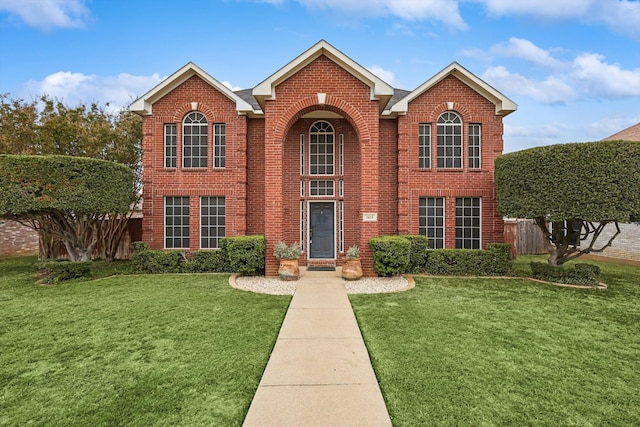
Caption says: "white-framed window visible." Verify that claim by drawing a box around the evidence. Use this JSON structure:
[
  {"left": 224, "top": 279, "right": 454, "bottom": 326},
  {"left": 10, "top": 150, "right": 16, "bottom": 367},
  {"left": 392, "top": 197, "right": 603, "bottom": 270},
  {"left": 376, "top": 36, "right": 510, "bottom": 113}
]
[
  {"left": 419, "top": 197, "right": 445, "bottom": 249},
  {"left": 456, "top": 197, "right": 481, "bottom": 249},
  {"left": 213, "top": 123, "right": 226, "bottom": 168},
  {"left": 419, "top": 123, "right": 431, "bottom": 169},
  {"left": 300, "top": 134, "right": 305, "bottom": 175},
  {"left": 310, "top": 180, "right": 335, "bottom": 197},
  {"left": 468, "top": 124, "right": 481, "bottom": 169},
  {"left": 309, "top": 121, "right": 334, "bottom": 175},
  {"left": 200, "top": 196, "right": 225, "bottom": 249},
  {"left": 165, "top": 196, "right": 190, "bottom": 249},
  {"left": 437, "top": 112, "right": 462, "bottom": 168},
  {"left": 339, "top": 133, "right": 344, "bottom": 176},
  {"left": 183, "top": 112, "right": 208, "bottom": 168},
  {"left": 339, "top": 201, "right": 344, "bottom": 253},
  {"left": 164, "top": 124, "right": 177, "bottom": 168}
]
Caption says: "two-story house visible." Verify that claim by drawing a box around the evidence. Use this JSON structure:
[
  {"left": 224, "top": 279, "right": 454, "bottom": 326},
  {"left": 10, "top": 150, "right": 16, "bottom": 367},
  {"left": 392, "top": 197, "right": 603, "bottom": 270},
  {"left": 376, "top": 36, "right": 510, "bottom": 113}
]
[{"left": 130, "top": 40, "right": 517, "bottom": 275}]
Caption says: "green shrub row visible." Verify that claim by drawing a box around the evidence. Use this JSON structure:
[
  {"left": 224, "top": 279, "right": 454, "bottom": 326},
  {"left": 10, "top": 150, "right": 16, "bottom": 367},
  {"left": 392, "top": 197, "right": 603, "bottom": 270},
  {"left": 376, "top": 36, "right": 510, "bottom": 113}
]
[
  {"left": 35, "top": 260, "right": 92, "bottom": 284},
  {"left": 369, "top": 235, "right": 513, "bottom": 276},
  {"left": 130, "top": 236, "right": 266, "bottom": 275},
  {"left": 530, "top": 262, "right": 600, "bottom": 286}
]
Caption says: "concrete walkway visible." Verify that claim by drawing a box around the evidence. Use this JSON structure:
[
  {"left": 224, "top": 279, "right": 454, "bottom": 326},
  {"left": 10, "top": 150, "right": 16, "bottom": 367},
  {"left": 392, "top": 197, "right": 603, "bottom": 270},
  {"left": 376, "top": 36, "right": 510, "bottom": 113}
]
[{"left": 243, "top": 268, "right": 392, "bottom": 426}]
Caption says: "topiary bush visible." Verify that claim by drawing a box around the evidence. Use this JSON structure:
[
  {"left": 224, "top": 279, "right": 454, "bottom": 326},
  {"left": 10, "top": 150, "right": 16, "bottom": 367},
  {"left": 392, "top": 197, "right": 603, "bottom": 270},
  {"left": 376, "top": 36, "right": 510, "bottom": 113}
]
[
  {"left": 182, "top": 250, "right": 228, "bottom": 273},
  {"left": 530, "top": 262, "right": 600, "bottom": 286},
  {"left": 35, "top": 260, "right": 92, "bottom": 284},
  {"left": 130, "top": 243, "right": 183, "bottom": 274},
  {"left": 226, "top": 235, "right": 266, "bottom": 276},
  {"left": 369, "top": 236, "right": 411, "bottom": 276}
]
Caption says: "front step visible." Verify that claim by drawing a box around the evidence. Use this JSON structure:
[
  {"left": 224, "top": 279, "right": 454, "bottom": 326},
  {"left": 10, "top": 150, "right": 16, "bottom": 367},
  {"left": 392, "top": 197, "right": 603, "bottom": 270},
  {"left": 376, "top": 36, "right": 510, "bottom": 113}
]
[{"left": 306, "top": 259, "right": 336, "bottom": 271}]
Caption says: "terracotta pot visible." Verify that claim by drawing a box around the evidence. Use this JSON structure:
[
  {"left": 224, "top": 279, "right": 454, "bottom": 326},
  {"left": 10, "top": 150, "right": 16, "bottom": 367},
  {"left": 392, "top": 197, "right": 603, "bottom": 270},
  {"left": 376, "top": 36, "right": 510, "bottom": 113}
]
[
  {"left": 342, "top": 258, "right": 363, "bottom": 280},
  {"left": 278, "top": 258, "right": 299, "bottom": 281}
]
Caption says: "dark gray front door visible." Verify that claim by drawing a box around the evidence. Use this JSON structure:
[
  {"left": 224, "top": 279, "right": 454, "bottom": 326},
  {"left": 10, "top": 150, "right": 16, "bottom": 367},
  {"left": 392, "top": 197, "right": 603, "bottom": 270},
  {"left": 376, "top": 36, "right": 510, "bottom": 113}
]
[{"left": 309, "top": 202, "right": 334, "bottom": 258}]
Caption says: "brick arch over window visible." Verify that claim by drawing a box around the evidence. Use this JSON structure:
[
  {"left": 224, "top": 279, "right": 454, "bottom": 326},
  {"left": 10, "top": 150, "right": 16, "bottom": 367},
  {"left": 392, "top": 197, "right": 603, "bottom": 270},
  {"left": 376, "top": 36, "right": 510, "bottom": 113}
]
[
  {"left": 172, "top": 102, "right": 217, "bottom": 122},
  {"left": 273, "top": 95, "right": 371, "bottom": 145},
  {"left": 428, "top": 102, "right": 473, "bottom": 123}
]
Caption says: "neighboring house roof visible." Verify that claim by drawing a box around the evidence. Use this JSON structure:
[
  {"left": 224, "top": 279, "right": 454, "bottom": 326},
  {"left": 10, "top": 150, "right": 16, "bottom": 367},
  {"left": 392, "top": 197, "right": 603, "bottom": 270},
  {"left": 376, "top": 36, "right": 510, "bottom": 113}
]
[
  {"left": 389, "top": 62, "right": 517, "bottom": 117},
  {"left": 129, "top": 40, "right": 517, "bottom": 119},
  {"left": 603, "top": 122, "right": 640, "bottom": 141},
  {"left": 129, "top": 62, "right": 258, "bottom": 116},
  {"left": 252, "top": 39, "right": 395, "bottom": 114}
]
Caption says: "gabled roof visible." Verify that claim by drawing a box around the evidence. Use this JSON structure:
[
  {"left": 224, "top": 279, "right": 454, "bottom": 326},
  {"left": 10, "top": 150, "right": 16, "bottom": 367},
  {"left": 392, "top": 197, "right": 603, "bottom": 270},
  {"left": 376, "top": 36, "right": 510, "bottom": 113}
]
[
  {"left": 252, "top": 40, "right": 395, "bottom": 113},
  {"left": 389, "top": 62, "right": 517, "bottom": 116},
  {"left": 603, "top": 122, "right": 640, "bottom": 141},
  {"left": 129, "top": 62, "right": 258, "bottom": 116}
]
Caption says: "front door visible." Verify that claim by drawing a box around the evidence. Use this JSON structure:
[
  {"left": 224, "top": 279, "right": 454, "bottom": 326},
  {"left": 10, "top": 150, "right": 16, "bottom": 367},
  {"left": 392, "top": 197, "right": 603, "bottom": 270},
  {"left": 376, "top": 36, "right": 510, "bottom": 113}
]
[{"left": 309, "top": 202, "right": 334, "bottom": 258}]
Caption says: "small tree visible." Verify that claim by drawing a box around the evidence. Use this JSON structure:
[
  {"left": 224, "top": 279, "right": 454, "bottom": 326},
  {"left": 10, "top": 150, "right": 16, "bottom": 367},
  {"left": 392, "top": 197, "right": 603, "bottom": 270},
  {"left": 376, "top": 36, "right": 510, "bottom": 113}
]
[
  {"left": 495, "top": 140, "right": 640, "bottom": 265},
  {"left": 0, "top": 155, "right": 135, "bottom": 261}
]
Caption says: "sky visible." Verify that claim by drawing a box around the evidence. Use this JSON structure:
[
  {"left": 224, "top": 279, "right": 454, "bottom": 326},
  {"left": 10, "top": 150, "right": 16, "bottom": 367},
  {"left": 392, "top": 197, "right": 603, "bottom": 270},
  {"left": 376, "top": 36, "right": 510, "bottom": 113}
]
[{"left": 0, "top": 0, "right": 639, "bottom": 152}]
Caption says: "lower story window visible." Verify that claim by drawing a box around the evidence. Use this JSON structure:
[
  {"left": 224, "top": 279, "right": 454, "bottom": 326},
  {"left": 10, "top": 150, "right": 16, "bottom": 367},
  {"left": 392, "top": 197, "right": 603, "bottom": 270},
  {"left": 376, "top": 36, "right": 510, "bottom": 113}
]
[
  {"left": 456, "top": 197, "right": 481, "bottom": 249},
  {"left": 200, "top": 196, "right": 225, "bottom": 249},
  {"left": 165, "top": 196, "right": 190, "bottom": 249},
  {"left": 419, "top": 197, "right": 445, "bottom": 249}
]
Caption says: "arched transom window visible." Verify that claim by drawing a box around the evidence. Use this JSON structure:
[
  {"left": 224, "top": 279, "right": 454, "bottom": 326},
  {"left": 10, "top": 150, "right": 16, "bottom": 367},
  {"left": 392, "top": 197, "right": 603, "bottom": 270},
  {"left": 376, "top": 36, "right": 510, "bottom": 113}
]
[
  {"left": 309, "top": 121, "right": 334, "bottom": 175},
  {"left": 437, "top": 112, "right": 462, "bottom": 168},
  {"left": 183, "top": 112, "right": 208, "bottom": 168}
]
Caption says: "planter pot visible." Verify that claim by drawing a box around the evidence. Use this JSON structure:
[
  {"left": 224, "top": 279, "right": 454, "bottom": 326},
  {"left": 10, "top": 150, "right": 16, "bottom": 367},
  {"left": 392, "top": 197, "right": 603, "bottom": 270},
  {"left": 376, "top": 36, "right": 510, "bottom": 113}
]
[
  {"left": 278, "top": 258, "right": 299, "bottom": 281},
  {"left": 342, "top": 258, "right": 363, "bottom": 280}
]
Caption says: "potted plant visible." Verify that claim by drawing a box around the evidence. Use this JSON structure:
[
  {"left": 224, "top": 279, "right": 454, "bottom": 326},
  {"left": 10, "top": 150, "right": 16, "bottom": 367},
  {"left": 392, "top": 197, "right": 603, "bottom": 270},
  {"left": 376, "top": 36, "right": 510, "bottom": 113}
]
[
  {"left": 342, "top": 245, "right": 363, "bottom": 280},
  {"left": 274, "top": 241, "right": 302, "bottom": 281}
]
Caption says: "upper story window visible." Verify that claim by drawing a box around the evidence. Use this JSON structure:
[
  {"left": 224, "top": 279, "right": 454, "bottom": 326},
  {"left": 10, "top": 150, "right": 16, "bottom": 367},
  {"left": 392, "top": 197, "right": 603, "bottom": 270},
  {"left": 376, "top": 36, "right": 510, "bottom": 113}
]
[
  {"left": 437, "top": 112, "right": 462, "bottom": 168},
  {"left": 213, "top": 123, "right": 226, "bottom": 168},
  {"left": 309, "top": 121, "right": 334, "bottom": 175},
  {"left": 418, "top": 123, "right": 431, "bottom": 169},
  {"left": 183, "top": 112, "right": 208, "bottom": 168},
  {"left": 468, "top": 124, "right": 481, "bottom": 169},
  {"left": 164, "top": 124, "right": 177, "bottom": 168}
]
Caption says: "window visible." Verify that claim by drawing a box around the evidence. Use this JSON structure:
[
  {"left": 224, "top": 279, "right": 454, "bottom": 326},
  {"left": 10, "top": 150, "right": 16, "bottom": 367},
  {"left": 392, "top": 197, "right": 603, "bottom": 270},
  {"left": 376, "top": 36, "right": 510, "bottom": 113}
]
[
  {"left": 468, "top": 124, "right": 481, "bottom": 169},
  {"left": 200, "top": 197, "right": 225, "bottom": 249},
  {"left": 419, "top": 197, "right": 445, "bottom": 249},
  {"left": 165, "top": 196, "right": 190, "bottom": 249},
  {"left": 419, "top": 123, "right": 431, "bottom": 168},
  {"left": 310, "top": 180, "right": 335, "bottom": 197},
  {"left": 183, "top": 112, "right": 208, "bottom": 168},
  {"left": 456, "top": 197, "right": 481, "bottom": 249},
  {"left": 214, "top": 123, "right": 225, "bottom": 168},
  {"left": 164, "top": 124, "right": 177, "bottom": 168},
  {"left": 309, "top": 121, "right": 334, "bottom": 175},
  {"left": 437, "top": 112, "right": 462, "bottom": 168}
]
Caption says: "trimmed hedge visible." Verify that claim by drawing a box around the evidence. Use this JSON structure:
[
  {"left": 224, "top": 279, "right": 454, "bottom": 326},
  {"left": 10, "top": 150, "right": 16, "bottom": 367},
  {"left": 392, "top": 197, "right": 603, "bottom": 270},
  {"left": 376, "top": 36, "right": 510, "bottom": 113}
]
[
  {"left": 369, "top": 236, "right": 411, "bottom": 276},
  {"left": 530, "top": 262, "right": 600, "bottom": 286},
  {"left": 130, "top": 236, "right": 265, "bottom": 275},
  {"left": 402, "top": 234, "right": 430, "bottom": 274},
  {"left": 36, "top": 260, "right": 92, "bottom": 284}
]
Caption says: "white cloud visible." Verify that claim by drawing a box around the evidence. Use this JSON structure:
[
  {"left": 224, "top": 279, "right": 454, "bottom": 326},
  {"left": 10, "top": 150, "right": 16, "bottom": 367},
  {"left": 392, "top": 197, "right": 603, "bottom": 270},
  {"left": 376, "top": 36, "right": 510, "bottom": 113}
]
[
  {"left": 585, "top": 115, "right": 640, "bottom": 139},
  {"left": 0, "top": 0, "right": 89, "bottom": 30},
  {"left": 222, "top": 81, "right": 243, "bottom": 91},
  {"left": 490, "top": 38, "right": 565, "bottom": 69},
  {"left": 23, "top": 71, "right": 164, "bottom": 112},
  {"left": 477, "top": 0, "right": 594, "bottom": 19},
  {"left": 367, "top": 65, "right": 398, "bottom": 86},
  {"left": 571, "top": 53, "right": 640, "bottom": 97},
  {"left": 483, "top": 66, "right": 576, "bottom": 104}
]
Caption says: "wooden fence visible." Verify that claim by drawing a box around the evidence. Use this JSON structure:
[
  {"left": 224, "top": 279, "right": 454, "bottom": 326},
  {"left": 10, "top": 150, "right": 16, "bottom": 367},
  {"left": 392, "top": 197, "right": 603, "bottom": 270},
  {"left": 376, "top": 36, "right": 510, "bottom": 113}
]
[{"left": 504, "top": 219, "right": 547, "bottom": 255}]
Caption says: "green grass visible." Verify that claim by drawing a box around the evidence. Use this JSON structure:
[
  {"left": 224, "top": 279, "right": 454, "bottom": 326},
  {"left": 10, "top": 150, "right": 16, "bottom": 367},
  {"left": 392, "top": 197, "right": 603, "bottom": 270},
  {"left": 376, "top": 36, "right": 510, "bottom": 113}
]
[
  {"left": 0, "top": 256, "right": 291, "bottom": 427},
  {"left": 351, "top": 255, "right": 640, "bottom": 426}
]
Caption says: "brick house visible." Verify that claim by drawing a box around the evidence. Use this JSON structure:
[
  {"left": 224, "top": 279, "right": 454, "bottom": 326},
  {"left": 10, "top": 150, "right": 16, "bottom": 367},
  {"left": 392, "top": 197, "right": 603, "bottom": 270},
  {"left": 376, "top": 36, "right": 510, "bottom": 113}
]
[{"left": 130, "top": 40, "right": 517, "bottom": 275}]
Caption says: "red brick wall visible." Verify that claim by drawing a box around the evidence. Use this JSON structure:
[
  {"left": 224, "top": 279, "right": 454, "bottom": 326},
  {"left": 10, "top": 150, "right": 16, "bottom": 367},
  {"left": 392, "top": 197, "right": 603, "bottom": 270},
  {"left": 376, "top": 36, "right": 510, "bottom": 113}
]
[
  {"left": 397, "top": 75, "right": 505, "bottom": 247},
  {"left": 141, "top": 75, "right": 247, "bottom": 250},
  {"left": 246, "top": 118, "right": 265, "bottom": 235}
]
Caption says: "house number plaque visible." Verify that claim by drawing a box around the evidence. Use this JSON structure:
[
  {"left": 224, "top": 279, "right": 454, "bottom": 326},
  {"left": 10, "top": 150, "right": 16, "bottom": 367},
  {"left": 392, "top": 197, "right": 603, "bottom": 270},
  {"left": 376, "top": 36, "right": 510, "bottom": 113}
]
[{"left": 362, "top": 213, "right": 378, "bottom": 222}]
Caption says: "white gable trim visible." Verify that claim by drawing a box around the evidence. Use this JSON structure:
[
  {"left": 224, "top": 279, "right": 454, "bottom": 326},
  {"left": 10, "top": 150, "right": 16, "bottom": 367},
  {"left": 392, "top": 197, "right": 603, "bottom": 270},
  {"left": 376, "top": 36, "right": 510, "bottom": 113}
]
[
  {"left": 129, "top": 62, "right": 257, "bottom": 116},
  {"left": 252, "top": 40, "right": 394, "bottom": 112},
  {"left": 390, "top": 62, "right": 517, "bottom": 116}
]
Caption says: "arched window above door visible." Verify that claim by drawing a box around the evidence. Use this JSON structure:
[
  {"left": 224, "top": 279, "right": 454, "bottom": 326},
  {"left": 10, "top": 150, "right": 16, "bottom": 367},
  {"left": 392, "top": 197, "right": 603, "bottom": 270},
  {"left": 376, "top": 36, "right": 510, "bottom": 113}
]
[{"left": 309, "top": 121, "right": 334, "bottom": 175}]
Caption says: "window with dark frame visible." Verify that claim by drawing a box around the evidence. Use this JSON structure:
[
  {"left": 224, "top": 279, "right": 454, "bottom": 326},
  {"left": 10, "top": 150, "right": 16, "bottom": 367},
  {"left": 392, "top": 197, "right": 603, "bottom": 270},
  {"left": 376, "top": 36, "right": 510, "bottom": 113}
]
[
  {"left": 214, "top": 123, "right": 226, "bottom": 168},
  {"left": 200, "top": 196, "right": 225, "bottom": 249},
  {"left": 164, "top": 124, "right": 177, "bottom": 168},
  {"left": 165, "top": 196, "right": 190, "bottom": 249},
  {"left": 456, "top": 197, "right": 481, "bottom": 249},
  {"left": 468, "top": 124, "right": 481, "bottom": 169},
  {"left": 419, "top": 123, "right": 431, "bottom": 168},
  {"left": 419, "top": 197, "right": 445, "bottom": 249}
]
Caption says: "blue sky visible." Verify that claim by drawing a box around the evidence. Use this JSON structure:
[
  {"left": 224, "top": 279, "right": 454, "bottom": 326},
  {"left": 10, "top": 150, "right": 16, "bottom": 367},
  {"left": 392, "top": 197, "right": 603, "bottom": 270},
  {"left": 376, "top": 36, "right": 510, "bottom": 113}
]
[{"left": 1, "top": 0, "right": 639, "bottom": 152}]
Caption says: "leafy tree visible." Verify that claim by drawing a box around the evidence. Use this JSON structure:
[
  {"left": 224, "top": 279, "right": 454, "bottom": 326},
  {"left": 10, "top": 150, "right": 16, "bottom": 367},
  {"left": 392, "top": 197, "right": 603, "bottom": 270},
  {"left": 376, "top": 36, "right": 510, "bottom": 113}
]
[
  {"left": 0, "top": 94, "right": 142, "bottom": 260},
  {"left": 495, "top": 140, "right": 640, "bottom": 265},
  {"left": 0, "top": 155, "right": 135, "bottom": 261}
]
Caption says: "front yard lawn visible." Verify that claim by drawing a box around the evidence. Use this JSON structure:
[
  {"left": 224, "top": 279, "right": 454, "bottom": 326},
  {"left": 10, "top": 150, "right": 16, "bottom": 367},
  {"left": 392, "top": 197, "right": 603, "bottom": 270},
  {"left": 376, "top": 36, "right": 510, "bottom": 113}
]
[
  {"left": 0, "top": 256, "right": 291, "bottom": 427},
  {"left": 351, "top": 256, "right": 640, "bottom": 426}
]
